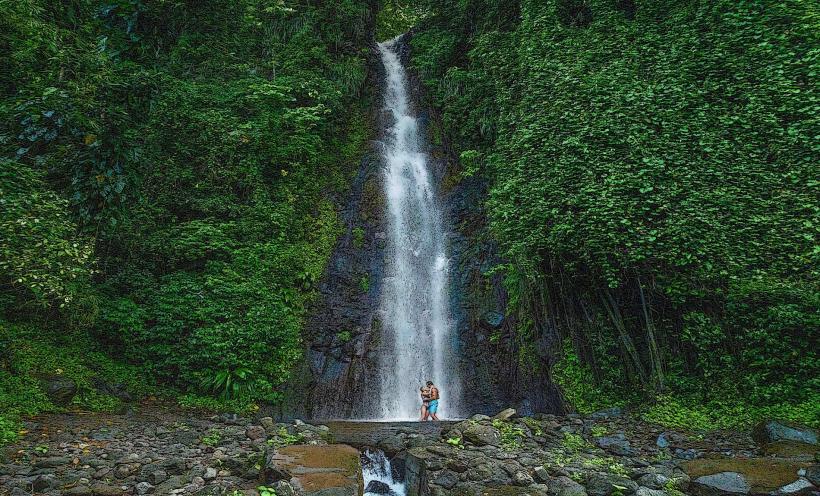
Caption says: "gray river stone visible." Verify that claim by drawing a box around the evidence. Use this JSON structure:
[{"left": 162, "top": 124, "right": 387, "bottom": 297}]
[
  {"left": 754, "top": 421, "right": 818, "bottom": 445},
  {"left": 462, "top": 423, "right": 501, "bottom": 447},
  {"left": 692, "top": 472, "right": 751, "bottom": 495}
]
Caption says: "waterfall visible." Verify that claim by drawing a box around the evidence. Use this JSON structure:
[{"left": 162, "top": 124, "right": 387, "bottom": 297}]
[
  {"left": 362, "top": 449, "right": 405, "bottom": 496},
  {"left": 375, "top": 36, "right": 461, "bottom": 420}
]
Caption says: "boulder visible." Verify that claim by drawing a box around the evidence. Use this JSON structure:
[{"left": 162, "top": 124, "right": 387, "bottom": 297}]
[
  {"left": 446, "top": 459, "right": 468, "bottom": 473},
  {"left": 692, "top": 472, "right": 750, "bottom": 495},
  {"left": 32, "top": 474, "right": 58, "bottom": 492},
  {"left": 595, "top": 433, "right": 636, "bottom": 456},
  {"left": 89, "top": 483, "right": 124, "bottom": 495},
  {"left": 462, "top": 423, "right": 501, "bottom": 447},
  {"left": 34, "top": 456, "right": 71, "bottom": 468},
  {"left": 260, "top": 448, "right": 293, "bottom": 484},
  {"left": 552, "top": 476, "right": 588, "bottom": 496},
  {"left": 533, "top": 466, "right": 550, "bottom": 483},
  {"left": 432, "top": 470, "right": 459, "bottom": 489},
  {"left": 589, "top": 408, "right": 623, "bottom": 420},
  {"left": 512, "top": 470, "right": 534, "bottom": 486},
  {"left": 467, "top": 463, "right": 496, "bottom": 482},
  {"left": 41, "top": 375, "right": 77, "bottom": 405},
  {"left": 586, "top": 472, "right": 638, "bottom": 496},
  {"left": 63, "top": 486, "right": 93, "bottom": 496},
  {"left": 160, "top": 457, "right": 187, "bottom": 474},
  {"left": 272, "top": 480, "right": 297, "bottom": 496},
  {"left": 365, "top": 480, "right": 394, "bottom": 494},
  {"left": 135, "top": 482, "right": 154, "bottom": 495},
  {"left": 774, "top": 478, "right": 815, "bottom": 494},
  {"left": 406, "top": 434, "right": 433, "bottom": 449},
  {"left": 259, "top": 417, "right": 277, "bottom": 433},
  {"left": 246, "top": 425, "right": 266, "bottom": 440},
  {"left": 637, "top": 473, "right": 670, "bottom": 489},
  {"left": 635, "top": 489, "right": 667, "bottom": 496},
  {"left": 482, "top": 311, "right": 505, "bottom": 328},
  {"left": 148, "top": 469, "right": 168, "bottom": 485},
  {"left": 805, "top": 465, "right": 820, "bottom": 486},
  {"left": 405, "top": 447, "right": 434, "bottom": 496},
  {"left": 753, "top": 421, "right": 818, "bottom": 446},
  {"left": 493, "top": 408, "right": 517, "bottom": 421},
  {"left": 377, "top": 435, "right": 406, "bottom": 456},
  {"left": 656, "top": 432, "right": 686, "bottom": 449}
]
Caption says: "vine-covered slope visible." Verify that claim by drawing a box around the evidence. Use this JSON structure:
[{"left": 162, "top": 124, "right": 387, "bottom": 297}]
[
  {"left": 409, "top": 0, "right": 818, "bottom": 426},
  {"left": 1, "top": 0, "right": 376, "bottom": 434}
]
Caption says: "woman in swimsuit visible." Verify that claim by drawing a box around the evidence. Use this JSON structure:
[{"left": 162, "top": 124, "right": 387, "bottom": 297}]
[{"left": 419, "top": 386, "right": 431, "bottom": 421}]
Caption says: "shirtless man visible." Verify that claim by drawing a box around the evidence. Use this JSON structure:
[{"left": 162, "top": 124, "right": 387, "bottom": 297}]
[{"left": 424, "top": 381, "right": 440, "bottom": 421}]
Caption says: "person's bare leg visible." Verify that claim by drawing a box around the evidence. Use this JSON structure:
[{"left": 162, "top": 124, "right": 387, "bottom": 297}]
[
  {"left": 431, "top": 412, "right": 439, "bottom": 421},
  {"left": 419, "top": 406, "right": 426, "bottom": 421}
]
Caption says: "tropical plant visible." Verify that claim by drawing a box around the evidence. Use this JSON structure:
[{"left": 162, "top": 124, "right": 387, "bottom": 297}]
[{"left": 200, "top": 368, "right": 258, "bottom": 401}]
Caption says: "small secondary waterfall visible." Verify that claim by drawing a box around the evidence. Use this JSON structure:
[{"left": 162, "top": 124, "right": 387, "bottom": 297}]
[
  {"left": 362, "top": 449, "right": 405, "bottom": 496},
  {"left": 376, "top": 37, "right": 461, "bottom": 420}
]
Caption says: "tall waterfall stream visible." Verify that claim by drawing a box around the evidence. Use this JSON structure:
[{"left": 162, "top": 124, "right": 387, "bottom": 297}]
[{"left": 375, "top": 37, "right": 462, "bottom": 421}]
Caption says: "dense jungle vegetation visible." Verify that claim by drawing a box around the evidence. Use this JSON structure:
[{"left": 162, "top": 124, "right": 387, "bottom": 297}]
[
  {"left": 0, "top": 0, "right": 817, "bottom": 444},
  {"left": 1, "top": 0, "right": 375, "bottom": 443},
  {"left": 408, "top": 0, "right": 818, "bottom": 427}
]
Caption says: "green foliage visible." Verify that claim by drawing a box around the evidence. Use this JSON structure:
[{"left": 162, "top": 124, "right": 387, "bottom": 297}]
[
  {"left": 200, "top": 368, "right": 258, "bottom": 402},
  {"left": 72, "top": 389, "right": 122, "bottom": 413},
  {"left": 561, "top": 432, "right": 592, "bottom": 453},
  {"left": 413, "top": 0, "right": 819, "bottom": 421},
  {"left": 552, "top": 341, "right": 630, "bottom": 414},
  {"left": 351, "top": 226, "right": 365, "bottom": 249},
  {"left": 522, "top": 417, "right": 543, "bottom": 436},
  {"left": 492, "top": 419, "right": 526, "bottom": 451},
  {"left": 376, "top": 1, "right": 430, "bottom": 41},
  {"left": 446, "top": 436, "right": 464, "bottom": 448},
  {"left": 267, "top": 426, "right": 304, "bottom": 447},
  {"left": 359, "top": 273, "right": 371, "bottom": 293},
  {"left": 0, "top": 415, "right": 20, "bottom": 446},
  {"left": 336, "top": 330, "right": 353, "bottom": 344},
  {"left": 0, "top": 161, "right": 95, "bottom": 309},
  {"left": 0, "top": 321, "right": 158, "bottom": 444},
  {"left": 201, "top": 429, "right": 222, "bottom": 447},
  {"left": 582, "top": 456, "right": 629, "bottom": 477},
  {"left": 590, "top": 425, "right": 608, "bottom": 438},
  {"left": 257, "top": 486, "right": 278, "bottom": 496},
  {"left": 664, "top": 478, "right": 688, "bottom": 496},
  {"left": 0, "top": 0, "right": 374, "bottom": 402},
  {"left": 642, "top": 393, "right": 820, "bottom": 431}
]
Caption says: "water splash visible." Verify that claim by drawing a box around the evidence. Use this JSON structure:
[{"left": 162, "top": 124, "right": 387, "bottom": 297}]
[
  {"left": 362, "top": 449, "right": 405, "bottom": 496},
  {"left": 375, "top": 36, "right": 462, "bottom": 420}
]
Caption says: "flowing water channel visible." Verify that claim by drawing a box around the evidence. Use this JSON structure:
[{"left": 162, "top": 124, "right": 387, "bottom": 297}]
[
  {"left": 362, "top": 449, "right": 406, "bottom": 496},
  {"left": 375, "top": 36, "right": 462, "bottom": 420}
]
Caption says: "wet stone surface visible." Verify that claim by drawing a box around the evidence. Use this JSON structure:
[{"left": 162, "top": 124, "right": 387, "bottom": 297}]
[
  {"left": 2, "top": 407, "right": 819, "bottom": 496},
  {"left": 0, "top": 405, "right": 333, "bottom": 496}
]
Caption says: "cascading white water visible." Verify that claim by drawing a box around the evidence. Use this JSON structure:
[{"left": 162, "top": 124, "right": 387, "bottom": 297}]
[
  {"left": 362, "top": 449, "right": 405, "bottom": 496},
  {"left": 376, "top": 36, "right": 461, "bottom": 420}
]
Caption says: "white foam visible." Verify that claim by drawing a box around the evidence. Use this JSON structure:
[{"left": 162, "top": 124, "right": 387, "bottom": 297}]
[{"left": 374, "top": 36, "right": 463, "bottom": 420}]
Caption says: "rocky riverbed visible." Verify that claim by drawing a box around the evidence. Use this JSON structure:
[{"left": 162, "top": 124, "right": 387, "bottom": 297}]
[{"left": 1, "top": 404, "right": 817, "bottom": 496}]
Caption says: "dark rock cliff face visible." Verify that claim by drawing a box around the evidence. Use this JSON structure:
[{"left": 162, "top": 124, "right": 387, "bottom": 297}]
[
  {"left": 276, "top": 44, "right": 389, "bottom": 420},
  {"left": 278, "top": 35, "right": 564, "bottom": 420}
]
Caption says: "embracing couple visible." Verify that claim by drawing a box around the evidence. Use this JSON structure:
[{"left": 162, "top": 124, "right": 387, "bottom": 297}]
[{"left": 419, "top": 381, "right": 440, "bottom": 421}]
